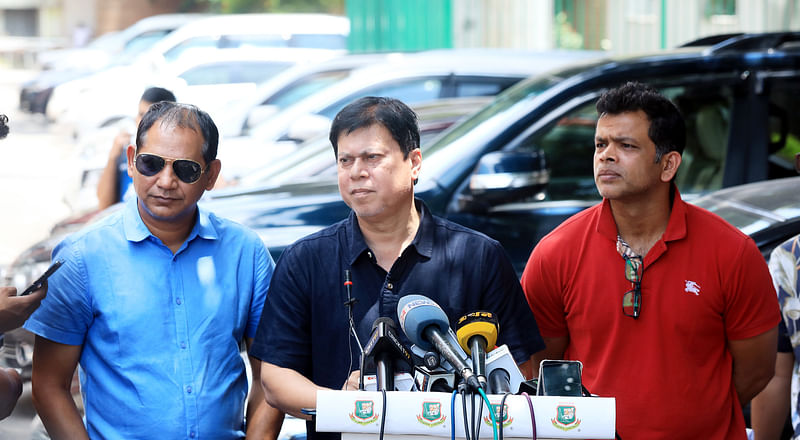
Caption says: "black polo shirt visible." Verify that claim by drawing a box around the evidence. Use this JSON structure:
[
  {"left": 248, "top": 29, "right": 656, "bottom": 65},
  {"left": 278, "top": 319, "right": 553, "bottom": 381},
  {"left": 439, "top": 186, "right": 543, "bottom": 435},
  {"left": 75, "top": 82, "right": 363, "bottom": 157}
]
[{"left": 251, "top": 200, "right": 544, "bottom": 439}]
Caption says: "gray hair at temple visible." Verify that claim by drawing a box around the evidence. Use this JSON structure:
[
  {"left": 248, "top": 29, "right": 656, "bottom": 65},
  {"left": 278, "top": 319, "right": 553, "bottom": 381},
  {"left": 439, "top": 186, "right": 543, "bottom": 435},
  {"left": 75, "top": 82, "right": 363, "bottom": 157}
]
[{"left": 0, "top": 114, "right": 8, "bottom": 139}]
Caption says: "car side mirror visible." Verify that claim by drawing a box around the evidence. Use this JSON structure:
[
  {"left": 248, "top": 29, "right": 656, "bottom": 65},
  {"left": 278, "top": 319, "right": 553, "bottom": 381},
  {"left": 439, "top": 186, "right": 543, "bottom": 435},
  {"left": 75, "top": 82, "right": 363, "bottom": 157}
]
[{"left": 461, "top": 150, "right": 550, "bottom": 211}]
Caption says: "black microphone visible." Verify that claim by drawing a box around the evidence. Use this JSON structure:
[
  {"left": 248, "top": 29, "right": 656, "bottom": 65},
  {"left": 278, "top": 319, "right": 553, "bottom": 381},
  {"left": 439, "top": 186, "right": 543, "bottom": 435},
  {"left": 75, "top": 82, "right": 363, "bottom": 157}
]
[
  {"left": 363, "top": 317, "right": 413, "bottom": 391},
  {"left": 397, "top": 294, "right": 482, "bottom": 391},
  {"left": 456, "top": 311, "right": 499, "bottom": 391}
]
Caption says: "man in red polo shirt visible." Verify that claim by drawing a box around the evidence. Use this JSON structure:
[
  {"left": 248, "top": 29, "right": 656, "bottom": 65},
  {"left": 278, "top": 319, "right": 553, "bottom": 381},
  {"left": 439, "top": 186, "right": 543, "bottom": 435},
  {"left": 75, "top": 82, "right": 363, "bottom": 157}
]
[{"left": 522, "top": 82, "right": 780, "bottom": 439}]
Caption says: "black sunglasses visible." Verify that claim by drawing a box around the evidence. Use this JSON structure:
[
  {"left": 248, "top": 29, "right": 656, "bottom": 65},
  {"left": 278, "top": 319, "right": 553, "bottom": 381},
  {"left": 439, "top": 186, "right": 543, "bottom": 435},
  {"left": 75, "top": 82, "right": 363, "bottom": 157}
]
[
  {"left": 134, "top": 153, "right": 206, "bottom": 184},
  {"left": 622, "top": 255, "right": 643, "bottom": 319}
]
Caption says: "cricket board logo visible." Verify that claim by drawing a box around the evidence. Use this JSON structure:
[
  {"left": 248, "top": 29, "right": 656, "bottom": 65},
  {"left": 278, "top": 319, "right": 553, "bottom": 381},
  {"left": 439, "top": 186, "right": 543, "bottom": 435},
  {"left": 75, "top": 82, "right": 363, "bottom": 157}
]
[
  {"left": 349, "top": 400, "right": 379, "bottom": 425},
  {"left": 551, "top": 405, "right": 581, "bottom": 431},
  {"left": 483, "top": 403, "right": 513, "bottom": 428},
  {"left": 416, "top": 401, "right": 447, "bottom": 427}
]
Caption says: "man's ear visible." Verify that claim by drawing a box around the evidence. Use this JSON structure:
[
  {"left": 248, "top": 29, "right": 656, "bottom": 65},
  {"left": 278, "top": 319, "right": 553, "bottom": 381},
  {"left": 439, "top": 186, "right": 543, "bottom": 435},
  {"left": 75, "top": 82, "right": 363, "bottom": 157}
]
[
  {"left": 203, "top": 159, "right": 222, "bottom": 191},
  {"left": 660, "top": 151, "right": 682, "bottom": 182},
  {"left": 126, "top": 145, "right": 136, "bottom": 178},
  {"left": 410, "top": 148, "right": 422, "bottom": 182}
]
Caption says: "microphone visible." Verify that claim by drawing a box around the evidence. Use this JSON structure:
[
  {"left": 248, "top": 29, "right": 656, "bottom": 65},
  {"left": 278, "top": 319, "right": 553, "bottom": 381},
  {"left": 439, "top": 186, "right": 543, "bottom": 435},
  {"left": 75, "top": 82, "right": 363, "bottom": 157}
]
[
  {"left": 485, "top": 344, "right": 526, "bottom": 394},
  {"left": 363, "top": 317, "right": 413, "bottom": 391},
  {"left": 455, "top": 311, "right": 499, "bottom": 390},
  {"left": 397, "top": 294, "right": 482, "bottom": 391}
]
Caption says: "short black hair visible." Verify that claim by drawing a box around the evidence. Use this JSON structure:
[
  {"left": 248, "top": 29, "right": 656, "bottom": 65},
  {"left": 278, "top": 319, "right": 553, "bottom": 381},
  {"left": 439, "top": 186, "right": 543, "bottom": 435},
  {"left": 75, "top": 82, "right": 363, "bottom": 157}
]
[
  {"left": 596, "top": 82, "right": 686, "bottom": 160},
  {"left": 329, "top": 96, "right": 420, "bottom": 159},
  {"left": 0, "top": 114, "right": 7, "bottom": 139},
  {"left": 136, "top": 102, "right": 219, "bottom": 164},
  {"left": 140, "top": 87, "right": 176, "bottom": 104}
]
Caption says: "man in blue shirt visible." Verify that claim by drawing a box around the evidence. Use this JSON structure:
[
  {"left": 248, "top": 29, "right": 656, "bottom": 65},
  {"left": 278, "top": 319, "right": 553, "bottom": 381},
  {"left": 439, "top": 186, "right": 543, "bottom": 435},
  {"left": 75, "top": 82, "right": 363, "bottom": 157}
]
[
  {"left": 250, "top": 97, "right": 544, "bottom": 440},
  {"left": 25, "top": 102, "right": 283, "bottom": 439}
]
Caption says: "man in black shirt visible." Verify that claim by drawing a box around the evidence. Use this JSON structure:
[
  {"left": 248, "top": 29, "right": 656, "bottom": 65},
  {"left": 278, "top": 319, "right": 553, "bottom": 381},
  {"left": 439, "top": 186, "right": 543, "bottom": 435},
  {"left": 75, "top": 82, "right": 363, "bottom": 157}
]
[{"left": 250, "top": 97, "right": 544, "bottom": 439}]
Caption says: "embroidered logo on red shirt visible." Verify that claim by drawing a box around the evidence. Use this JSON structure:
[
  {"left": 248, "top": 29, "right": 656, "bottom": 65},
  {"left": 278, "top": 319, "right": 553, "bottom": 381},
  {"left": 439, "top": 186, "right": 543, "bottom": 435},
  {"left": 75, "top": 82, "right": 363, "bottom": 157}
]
[{"left": 684, "top": 280, "right": 701, "bottom": 296}]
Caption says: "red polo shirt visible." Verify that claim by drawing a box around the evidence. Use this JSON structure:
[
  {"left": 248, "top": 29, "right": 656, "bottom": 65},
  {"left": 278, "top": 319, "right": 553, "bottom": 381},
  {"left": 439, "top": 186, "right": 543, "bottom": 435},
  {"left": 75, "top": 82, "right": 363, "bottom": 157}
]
[{"left": 522, "top": 188, "right": 780, "bottom": 439}]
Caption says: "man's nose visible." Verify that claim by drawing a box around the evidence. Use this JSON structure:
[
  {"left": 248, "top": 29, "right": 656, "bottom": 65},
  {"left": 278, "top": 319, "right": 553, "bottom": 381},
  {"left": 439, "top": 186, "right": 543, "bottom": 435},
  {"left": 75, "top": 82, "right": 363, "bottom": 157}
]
[
  {"left": 349, "top": 158, "right": 368, "bottom": 178},
  {"left": 597, "top": 144, "right": 616, "bottom": 162},
  {"left": 156, "top": 162, "right": 178, "bottom": 187}
]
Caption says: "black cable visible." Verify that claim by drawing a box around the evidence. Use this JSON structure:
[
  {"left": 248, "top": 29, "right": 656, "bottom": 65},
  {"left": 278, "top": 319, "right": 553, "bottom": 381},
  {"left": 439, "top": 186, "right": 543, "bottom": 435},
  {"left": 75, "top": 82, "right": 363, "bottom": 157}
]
[
  {"left": 342, "top": 270, "right": 364, "bottom": 390},
  {"left": 460, "top": 388, "right": 472, "bottom": 440},
  {"left": 379, "top": 389, "right": 387, "bottom": 440},
  {"left": 498, "top": 392, "right": 511, "bottom": 440},
  {"left": 471, "top": 389, "right": 477, "bottom": 440}
]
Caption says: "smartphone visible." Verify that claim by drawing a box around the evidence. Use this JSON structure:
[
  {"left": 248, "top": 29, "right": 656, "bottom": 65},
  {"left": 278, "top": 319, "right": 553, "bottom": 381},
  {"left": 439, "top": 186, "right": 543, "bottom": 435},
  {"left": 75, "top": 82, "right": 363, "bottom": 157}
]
[
  {"left": 537, "top": 359, "right": 583, "bottom": 397},
  {"left": 20, "top": 260, "right": 63, "bottom": 296}
]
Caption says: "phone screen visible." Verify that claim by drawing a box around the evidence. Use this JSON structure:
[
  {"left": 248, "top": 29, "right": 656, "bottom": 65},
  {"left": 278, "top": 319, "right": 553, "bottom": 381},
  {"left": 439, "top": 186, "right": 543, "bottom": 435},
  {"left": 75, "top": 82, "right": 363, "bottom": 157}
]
[
  {"left": 20, "top": 260, "right": 63, "bottom": 296},
  {"left": 538, "top": 360, "right": 583, "bottom": 397}
]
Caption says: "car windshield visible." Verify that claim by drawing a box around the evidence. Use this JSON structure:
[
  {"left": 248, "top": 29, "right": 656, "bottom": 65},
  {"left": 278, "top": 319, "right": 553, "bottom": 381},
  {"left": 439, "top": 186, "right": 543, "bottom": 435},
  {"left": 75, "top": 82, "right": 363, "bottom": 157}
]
[{"left": 423, "top": 62, "right": 599, "bottom": 158}]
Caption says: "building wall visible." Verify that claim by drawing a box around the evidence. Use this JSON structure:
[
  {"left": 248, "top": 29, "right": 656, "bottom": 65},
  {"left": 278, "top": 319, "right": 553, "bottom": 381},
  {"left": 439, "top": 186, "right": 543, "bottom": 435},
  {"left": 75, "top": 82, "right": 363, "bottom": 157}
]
[
  {"left": 453, "top": 0, "right": 553, "bottom": 50},
  {"left": 94, "top": 0, "right": 183, "bottom": 35}
]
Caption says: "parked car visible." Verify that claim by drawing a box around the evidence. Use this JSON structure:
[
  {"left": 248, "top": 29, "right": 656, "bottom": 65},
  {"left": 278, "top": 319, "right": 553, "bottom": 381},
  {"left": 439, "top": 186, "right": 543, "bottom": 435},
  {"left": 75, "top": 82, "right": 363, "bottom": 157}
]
[
  {"left": 19, "top": 14, "right": 208, "bottom": 115},
  {"left": 218, "top": 48, "right": 603, "bottom": 180},
  {"left": 62, "top": 47, "right": 342, "bottom": 143},
  {"left": 218, "top": 52, "right": 402, "bottom": 138},
  {"left": 44, "top": 13, "right": 350, "bottom": 129},
  {"left": 196, "top": 32, "right": 800, "bottom": 274}
]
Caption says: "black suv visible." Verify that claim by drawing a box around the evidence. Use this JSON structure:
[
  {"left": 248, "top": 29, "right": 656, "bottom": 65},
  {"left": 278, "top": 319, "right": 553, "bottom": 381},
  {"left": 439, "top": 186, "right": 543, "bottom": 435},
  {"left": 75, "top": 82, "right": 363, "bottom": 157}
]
[{"left": 205, "top": 32, "right": 800, "bottom": 274}]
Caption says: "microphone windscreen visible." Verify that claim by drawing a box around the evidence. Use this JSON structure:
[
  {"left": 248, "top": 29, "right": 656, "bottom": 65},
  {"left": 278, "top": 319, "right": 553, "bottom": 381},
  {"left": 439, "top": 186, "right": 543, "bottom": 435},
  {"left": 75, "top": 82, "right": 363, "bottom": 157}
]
[
  {"left": 455, "top": 311, "right": 499, "bottom": 354},
  {"left": 396, "top": 294, "right": 449, "bottom": 351}
]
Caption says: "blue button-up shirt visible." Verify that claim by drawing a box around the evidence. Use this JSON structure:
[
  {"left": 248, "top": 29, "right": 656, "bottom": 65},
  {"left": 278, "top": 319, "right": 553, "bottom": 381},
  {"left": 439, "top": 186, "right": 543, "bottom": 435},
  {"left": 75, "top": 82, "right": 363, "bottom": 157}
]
[
  {"left": 25, "top": 199, "right": 273, "bottom": 439},
  {"left": 251, "top": 200, "right": 543, "bottom": 440}
]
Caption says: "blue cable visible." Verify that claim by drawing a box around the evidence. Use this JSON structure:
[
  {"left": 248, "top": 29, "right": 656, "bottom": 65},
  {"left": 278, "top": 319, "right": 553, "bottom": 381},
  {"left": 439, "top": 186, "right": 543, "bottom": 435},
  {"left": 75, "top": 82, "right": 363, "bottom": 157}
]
[
  {"left": 451, "top": 389, "right": 458, "bottom": 440},
  {"left": 477, "top": 387, "right": 499, "bottom": 440}
]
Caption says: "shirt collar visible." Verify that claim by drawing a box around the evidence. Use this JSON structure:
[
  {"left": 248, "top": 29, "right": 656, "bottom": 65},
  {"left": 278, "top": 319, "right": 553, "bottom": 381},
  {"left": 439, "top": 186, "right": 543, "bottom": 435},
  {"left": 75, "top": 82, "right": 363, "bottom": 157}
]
[
  {"left": 123, "top": 198, "right": 219, "bottom": 244},
  {"left": 596, "top": 184, "right": 688, "bottom": 243},
  {"left": 346, "top": 198, "right": 433, "bottom": 265}
]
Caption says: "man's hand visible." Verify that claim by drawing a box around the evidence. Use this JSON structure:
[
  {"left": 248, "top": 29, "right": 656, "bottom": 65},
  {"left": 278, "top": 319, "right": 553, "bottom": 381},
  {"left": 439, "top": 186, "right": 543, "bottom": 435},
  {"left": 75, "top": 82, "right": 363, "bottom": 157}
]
[
  {"left": 342, "top": 370, "right": 360, "bottom": 391},
  {"left": 0, "top": 285, "right": 46, "bottom": 333}
]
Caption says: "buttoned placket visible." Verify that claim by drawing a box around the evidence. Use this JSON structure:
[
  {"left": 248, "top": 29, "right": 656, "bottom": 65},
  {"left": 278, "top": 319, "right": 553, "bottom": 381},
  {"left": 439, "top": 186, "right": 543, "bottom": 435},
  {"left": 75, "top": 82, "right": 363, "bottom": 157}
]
[{"left": 169, "top": 249, "right": 199, "bottom": 439}]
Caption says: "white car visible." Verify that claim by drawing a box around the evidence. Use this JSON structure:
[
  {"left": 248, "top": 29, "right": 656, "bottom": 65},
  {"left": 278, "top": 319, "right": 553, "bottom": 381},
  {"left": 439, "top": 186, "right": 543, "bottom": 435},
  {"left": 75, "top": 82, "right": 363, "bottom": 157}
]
[
  {"left": 218, "top": 52, "right": 399, "bottom": 138},
  {"left": 35, "top": 13, "right": 209, "bottom": 72},
  {"left": 218, "top": 48, "right": 603, "bottom": 178},
  {"left": 46, "top": 13, "right": 350, "bottom": 128},
  {"left": 61, "top": 47, "right": 343, "bottom": 141}
]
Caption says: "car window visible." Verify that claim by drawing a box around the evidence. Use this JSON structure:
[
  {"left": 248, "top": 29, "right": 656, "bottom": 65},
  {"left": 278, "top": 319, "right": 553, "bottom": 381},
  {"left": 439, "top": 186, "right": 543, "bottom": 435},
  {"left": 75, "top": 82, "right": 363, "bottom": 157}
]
[
  {"left": 288, "top": 34, "right": 348, "bottom": 50},
  {"left": 318, "top": 78, "right": 445, "bottom": 119},
  {"left": 164, "top": 37, "right": 219, "bottom": 63},
  {"left": 123, "top": 30, "right": 172, "bottom": 56},
  {"left": 499, "top": 83, "right": 736, "bottom": 203},
  {"left": 765, "top": 77, "right": 800, "bottom": 179},
  {"left": 263, "top": 69, "right": 353, "bottom": 109},
  {"left": 511, "top": 100, "right": 599, "bottom": 201},
  {"left": 454, "top": 78, "right": 519, "bottom": 97},
  {"left": 179, "top": 61, "right": 292, "bottom": 85},
  {"left": 670, "top": 86, "right": 733, "bottom": 194}
]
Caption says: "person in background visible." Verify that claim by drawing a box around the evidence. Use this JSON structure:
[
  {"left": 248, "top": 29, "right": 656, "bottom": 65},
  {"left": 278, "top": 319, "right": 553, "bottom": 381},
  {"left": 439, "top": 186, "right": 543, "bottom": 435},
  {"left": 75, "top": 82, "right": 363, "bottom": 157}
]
[
  {"left": 0, "top": 114, "right": 47, "bottom": 419},
  {"left": 250, "top": 96, "right": 544, "bottom": 440},
  {"left": 522, "top": 82, "right": 779, "bottom": 439},
  {"left": 96, "top": 87, "right": 175, "bottom": 210},
  {"left": 749, "top": 152, "right": 800, "bottom": 440},
  {"left": 26, "top": 102, "right": 283, "bottom": 439}
]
